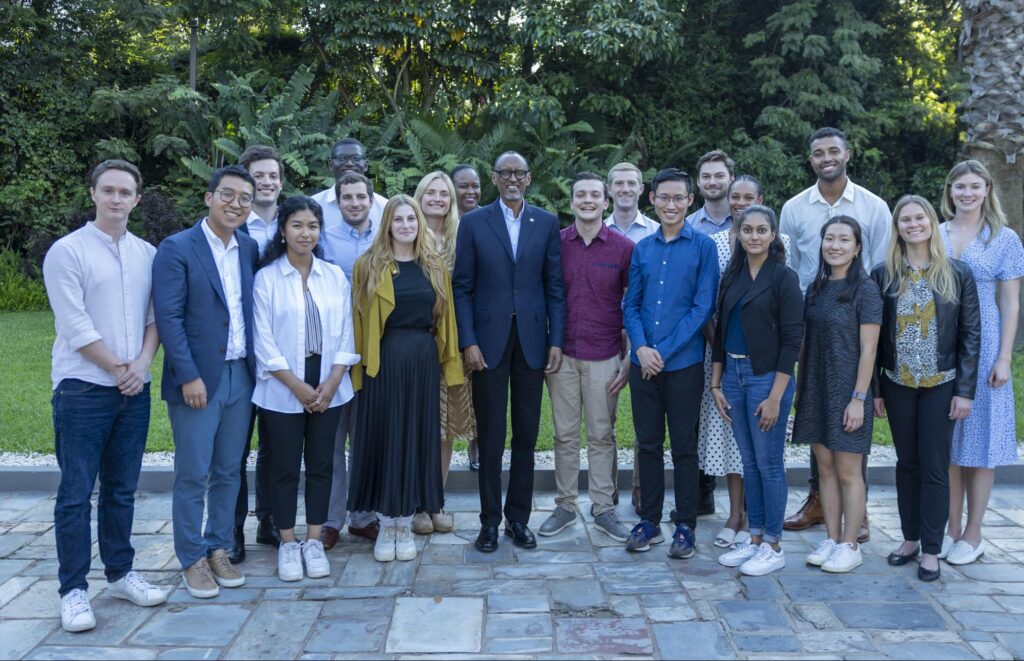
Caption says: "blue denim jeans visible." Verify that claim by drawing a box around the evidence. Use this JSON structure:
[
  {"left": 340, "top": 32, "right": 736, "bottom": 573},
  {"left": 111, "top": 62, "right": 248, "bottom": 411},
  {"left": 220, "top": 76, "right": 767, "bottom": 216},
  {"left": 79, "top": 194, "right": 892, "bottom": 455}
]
[
  {"left": 52, "top": 379, "right": 150, "bottom": 596},
  {"left": 722, "top": 357, "right": 793, "bottom": 543}
]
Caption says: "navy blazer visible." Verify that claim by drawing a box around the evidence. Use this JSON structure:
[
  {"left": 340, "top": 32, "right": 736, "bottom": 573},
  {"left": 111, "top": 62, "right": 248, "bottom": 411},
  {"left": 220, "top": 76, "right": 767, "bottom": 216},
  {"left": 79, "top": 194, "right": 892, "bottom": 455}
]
[
  {"left": 152, "top": 221, "right": 258, "bottom": 404},
  {"left": 452, "top": 200, "right": 566, "bottom": 370}
]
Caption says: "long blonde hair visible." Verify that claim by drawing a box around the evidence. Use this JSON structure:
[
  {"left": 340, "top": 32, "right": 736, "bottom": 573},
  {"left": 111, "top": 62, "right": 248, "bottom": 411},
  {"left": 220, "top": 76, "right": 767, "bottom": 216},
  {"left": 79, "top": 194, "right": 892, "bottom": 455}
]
[
  {"left": 413, "top": 171, "right": 460, "bottom": 269},
  {"left": 884, "top": 195, "right": 958, "bottom": 303},
  {"left": 941, "top": 160, "right": 1007, "bottom": 243},
  {"left": 352, "top": 195, "right": 450, "bottom": 323}
]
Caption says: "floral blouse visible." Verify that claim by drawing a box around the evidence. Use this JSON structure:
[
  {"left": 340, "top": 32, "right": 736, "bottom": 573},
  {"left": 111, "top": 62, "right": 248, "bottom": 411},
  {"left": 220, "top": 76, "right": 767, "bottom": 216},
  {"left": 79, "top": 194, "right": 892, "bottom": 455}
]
[{"left": 883, "top": 260, "right": 956, "bottom": 389}]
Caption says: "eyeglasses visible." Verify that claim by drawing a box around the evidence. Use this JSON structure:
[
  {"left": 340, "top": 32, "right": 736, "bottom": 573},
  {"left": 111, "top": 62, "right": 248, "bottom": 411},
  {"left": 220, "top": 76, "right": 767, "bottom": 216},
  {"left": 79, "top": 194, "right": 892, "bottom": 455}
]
[
  {"left": 215, "top": 188, "right": 253, "bottom": 207},
  {"left": 654, "top": 194, "right": 689, "bottom": 205},
  {"left": 331, "top": 154, "right": 367, "bottom": 165},
  {"left": 496, "top": 169, "right": 530, "bottom": 181}
]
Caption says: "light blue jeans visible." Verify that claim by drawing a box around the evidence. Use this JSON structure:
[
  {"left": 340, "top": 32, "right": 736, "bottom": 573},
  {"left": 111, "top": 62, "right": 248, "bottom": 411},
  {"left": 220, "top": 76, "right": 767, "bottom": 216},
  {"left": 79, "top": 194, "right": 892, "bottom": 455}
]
[{"left": 722, "top": 356, "right": 793, "bottom": 543}]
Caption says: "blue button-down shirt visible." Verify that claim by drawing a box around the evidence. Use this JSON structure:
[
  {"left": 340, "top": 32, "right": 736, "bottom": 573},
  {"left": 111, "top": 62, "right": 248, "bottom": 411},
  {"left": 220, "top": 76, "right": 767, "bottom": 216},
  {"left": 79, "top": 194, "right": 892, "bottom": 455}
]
[
  {"left": 686, "top": 205, "right": 732, "bottom": 236},
  {"left": 623, "top": 223, "right": 720, "bottom": 371},
  {"left": 321, "top": 220, "right": 376, "bottom": 280}
]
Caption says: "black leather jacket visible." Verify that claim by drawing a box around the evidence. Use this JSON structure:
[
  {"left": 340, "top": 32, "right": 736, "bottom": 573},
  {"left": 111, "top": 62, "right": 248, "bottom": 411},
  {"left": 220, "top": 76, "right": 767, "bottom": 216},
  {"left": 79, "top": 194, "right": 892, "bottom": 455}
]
[{"left": 870, "top": 260, "right": 981, "bottom": 399}]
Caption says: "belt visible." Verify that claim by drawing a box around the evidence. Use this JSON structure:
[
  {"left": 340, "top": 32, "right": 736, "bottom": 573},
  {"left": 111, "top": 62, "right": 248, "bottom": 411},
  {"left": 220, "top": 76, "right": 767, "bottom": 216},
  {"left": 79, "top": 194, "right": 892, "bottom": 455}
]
[{"left": 727, "top": 352, "right": 749, "bottom": 359}]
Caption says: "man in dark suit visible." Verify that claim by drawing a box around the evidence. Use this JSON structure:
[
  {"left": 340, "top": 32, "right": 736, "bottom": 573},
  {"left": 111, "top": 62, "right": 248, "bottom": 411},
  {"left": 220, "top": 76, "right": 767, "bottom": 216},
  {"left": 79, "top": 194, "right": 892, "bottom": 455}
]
[
  {"left": 452, "top": 151, "right": 567, "bottom": 552},
  {"left": 153, "top": 165, "right": 259, "bottom": 598}
]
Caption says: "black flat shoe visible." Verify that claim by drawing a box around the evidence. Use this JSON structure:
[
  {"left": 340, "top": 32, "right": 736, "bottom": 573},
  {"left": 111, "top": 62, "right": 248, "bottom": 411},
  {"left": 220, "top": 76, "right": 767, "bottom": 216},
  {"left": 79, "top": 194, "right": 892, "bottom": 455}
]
[
  {"left": 504, "top": 521, "right": 537, "bottom": 549},
  {"left": 918, "top": 564, "right": 941, "bottom": 582},
  {"left": 256, "top": 517, "right": 281, "bottom": 548},
  {"left": 227, "top": 525, "right": 245, "bottom": 564},
  {"left": 887, "top": 547, "right": 921, "bottom": 566},
  {"left": 475, "top": 525, "right": 499, "bottom": 553},
  {"left": 469, "top": 460, "right": 480, "bottom": 472}
]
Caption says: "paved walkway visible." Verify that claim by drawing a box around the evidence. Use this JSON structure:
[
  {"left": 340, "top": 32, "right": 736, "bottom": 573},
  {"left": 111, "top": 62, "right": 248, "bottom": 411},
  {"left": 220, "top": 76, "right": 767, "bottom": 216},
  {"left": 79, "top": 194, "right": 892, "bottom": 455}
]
[{"left": 1, "top": 485, "right": 1024, "bottom": 659}]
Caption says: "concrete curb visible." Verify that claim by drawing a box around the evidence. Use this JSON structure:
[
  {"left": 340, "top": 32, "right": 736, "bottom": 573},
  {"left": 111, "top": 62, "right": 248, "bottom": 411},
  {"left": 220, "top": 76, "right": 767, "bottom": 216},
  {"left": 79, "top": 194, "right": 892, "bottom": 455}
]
[{"left": 3, "top": 464, "right": 1024, "bottom": 492}]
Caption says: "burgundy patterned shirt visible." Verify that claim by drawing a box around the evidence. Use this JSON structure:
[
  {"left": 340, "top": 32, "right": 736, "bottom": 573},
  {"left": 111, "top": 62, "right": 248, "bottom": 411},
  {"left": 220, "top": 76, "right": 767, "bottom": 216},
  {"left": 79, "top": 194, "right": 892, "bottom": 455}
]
[{"left": 560, "top": 223, "right": 634, "bottom": 361}]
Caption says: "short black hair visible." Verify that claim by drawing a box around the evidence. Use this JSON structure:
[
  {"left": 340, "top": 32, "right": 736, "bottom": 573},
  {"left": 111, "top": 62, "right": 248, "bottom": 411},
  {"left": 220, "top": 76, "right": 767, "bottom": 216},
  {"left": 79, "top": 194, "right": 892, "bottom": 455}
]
[
  {"left": 493, "top": 151, "right": 529, "bottom": 170},
  {"left": 650, "top": 168, "right": 692, "bottom": 195},
  {"left": 450, "top": 164, "right": 478, "bottom": 179},
  {"left": 331, "top": 137, "right": 366, "bottom": 153},
  {"left": 335, "top": 171, "right": 374, "bottom": 199},
  {"left": 90, "top": 159, "right": 142, "bottom": 191},
  {"left": 728, "top": 174, "right": 763, "bottom": 198},
  {"left": 208, "top": 165, "right": 255, "bottom": 194},
  {"left": 239, "top": 145, "right": 283, "bottom": 175},
  {"left": 809, "top": 127, "right": 848, "bottom": 149},
  {"left": 570, "top": 171, "right": 606, "bottom": 196}
]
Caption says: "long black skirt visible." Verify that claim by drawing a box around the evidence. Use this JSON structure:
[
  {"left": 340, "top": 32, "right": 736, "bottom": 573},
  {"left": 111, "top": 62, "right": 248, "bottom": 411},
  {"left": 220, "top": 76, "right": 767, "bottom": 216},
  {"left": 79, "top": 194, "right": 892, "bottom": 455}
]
[{"left": 348, "top": 327, "right": 443, "bottom": 517}]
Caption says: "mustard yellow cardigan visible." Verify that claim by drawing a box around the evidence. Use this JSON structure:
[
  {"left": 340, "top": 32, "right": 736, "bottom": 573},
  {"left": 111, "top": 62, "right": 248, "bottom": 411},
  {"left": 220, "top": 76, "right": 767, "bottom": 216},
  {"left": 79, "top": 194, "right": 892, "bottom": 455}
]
[{"left": 350, "top": 261, "right": 464, "bottom": 391}]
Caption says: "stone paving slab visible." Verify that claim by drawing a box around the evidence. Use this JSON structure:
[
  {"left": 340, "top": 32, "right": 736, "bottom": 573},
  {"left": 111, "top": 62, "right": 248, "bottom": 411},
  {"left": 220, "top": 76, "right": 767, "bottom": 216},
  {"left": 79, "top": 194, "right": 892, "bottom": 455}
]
[{"left": 1, "top": 486, "right": 1024, "bottom": 658}]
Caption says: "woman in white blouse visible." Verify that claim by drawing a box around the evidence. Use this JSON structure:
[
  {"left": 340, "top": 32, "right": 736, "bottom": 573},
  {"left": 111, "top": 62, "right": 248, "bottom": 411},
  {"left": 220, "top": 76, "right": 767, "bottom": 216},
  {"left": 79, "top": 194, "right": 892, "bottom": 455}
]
[{"left": 252, "top": 195, "right": 360, "bottom": 583}]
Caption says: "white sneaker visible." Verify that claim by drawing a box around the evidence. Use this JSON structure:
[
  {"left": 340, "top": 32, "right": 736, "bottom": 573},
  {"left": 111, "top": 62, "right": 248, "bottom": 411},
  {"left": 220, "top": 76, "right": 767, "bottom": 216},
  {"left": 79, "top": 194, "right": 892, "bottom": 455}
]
[
  {"left": 277, "top": 541, "right": 304, "bottom": 582},
  {"left": 374, "top": 526, "right": 397, "bottom": 562},
  {"left": 302, "top": 539, "right": 330, "bottom": 578},
  {"left": 822, "top": 542, "right": 863, "bottom": 573},
  {"left": 937, "top": 534, "right": 955, "bottom": 560},
  {"left": 740, "top": 542, "right": 786, "bottom": 576},
  {"left": 806, "top": 539, "right": 838, "bottom": 567},
  {"left": 60, "top": 589, "right": 96, "bottom": 633},
  {"left": 395, "top": 526, "right": 417, "bottom": 561},
  {"left": 107, "top": 571, "right": 169, "bottom": 607},
  {"left": 946, "top": 539, "right": 986, "bottom": 565},
  {"left": 718, "top": 541, "right": 758, "bottom": 568}
]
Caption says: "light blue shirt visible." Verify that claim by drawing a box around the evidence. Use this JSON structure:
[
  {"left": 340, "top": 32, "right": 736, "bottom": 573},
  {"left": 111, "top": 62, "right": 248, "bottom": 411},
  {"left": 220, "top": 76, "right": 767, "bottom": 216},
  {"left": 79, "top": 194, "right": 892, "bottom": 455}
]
[
  {"left": 686, "top": 205, "right": 732, "bottom": 236},
  {"left": 604, "top": 211, "right": 659, "bottom": 244},
  {"left": 321, "top": 219, "right": 376, "bottom": 281},
  {"left": 499, "top": 198, "right": 524, "bottom": 258}
]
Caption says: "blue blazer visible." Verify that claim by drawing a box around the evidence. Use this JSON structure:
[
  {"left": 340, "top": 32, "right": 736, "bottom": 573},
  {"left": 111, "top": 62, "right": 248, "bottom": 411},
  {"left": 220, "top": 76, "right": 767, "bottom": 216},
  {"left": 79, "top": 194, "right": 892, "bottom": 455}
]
[
  {"left": 152, "top": 222, "right": 258, "bottom": 404},
  {"left": 452, "top": 200, "right": 566, "bottom": 370}
]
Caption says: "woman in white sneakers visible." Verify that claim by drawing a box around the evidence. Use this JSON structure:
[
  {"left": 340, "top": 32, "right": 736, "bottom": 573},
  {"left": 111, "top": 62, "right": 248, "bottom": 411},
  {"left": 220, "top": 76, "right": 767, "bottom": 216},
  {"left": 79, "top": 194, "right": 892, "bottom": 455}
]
[{"left": 253, "top": 195, "right": 359, "bottom": 582}]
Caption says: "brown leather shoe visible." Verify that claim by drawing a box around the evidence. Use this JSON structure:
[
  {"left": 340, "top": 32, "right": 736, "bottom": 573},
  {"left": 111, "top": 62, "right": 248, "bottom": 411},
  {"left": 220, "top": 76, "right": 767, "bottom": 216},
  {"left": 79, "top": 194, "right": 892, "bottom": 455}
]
[
  {"left": 783, "top": 490, "right": 824, "bottom": 530},
  {"left": 857, "top": 513, "right": 871, "bottom": 544},
  {"left": 348, "top": 520, "right": 380, "bottom": 542},
  {"left": 320, "top": 526, "right": 340, "bottom": 551}
]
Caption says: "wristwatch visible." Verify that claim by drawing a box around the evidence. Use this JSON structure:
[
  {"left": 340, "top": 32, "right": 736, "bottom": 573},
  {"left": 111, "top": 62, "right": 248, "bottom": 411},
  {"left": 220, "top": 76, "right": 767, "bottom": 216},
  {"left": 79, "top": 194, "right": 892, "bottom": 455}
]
[{"left": 851, "top": 391, "right": 868, "bottom": 401}]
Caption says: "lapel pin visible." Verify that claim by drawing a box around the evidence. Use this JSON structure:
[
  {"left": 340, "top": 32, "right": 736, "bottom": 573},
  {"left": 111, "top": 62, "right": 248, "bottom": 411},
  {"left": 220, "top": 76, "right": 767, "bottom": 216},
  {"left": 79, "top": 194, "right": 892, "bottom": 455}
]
[{"left": 529, "top": 217, "right": 534, "bottom": 223}]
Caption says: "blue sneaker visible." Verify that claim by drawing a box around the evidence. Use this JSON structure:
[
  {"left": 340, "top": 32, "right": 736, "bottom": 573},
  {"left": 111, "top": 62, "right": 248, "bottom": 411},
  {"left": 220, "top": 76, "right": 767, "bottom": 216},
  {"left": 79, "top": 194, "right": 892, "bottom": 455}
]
[
  {"left": 668, "top": 523, "right": 696, "bottom": 559},
  {"left": 626, "top": 520, "right": 665, "bottom": 552}
]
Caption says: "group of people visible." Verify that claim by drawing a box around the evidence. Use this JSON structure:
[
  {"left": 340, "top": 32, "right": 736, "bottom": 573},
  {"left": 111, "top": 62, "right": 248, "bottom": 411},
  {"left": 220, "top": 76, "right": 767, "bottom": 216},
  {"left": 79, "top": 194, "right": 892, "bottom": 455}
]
[{"left": 42, "top": 127, "right": 1022, "bottom": 634}]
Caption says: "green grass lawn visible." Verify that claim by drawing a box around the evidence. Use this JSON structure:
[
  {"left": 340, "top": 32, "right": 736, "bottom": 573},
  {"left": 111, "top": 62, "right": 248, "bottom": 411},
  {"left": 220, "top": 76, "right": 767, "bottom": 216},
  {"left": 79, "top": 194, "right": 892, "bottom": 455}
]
[{"left": 3, "top": 311, "right": 1022, "bottom": 454}]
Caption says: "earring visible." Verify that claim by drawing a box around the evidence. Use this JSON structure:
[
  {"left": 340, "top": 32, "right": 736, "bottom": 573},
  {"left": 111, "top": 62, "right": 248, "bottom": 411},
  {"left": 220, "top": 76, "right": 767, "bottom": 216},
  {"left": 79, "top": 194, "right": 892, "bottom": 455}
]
[{"left": 281, "top": 237, "right": 285, "bottom": 243}]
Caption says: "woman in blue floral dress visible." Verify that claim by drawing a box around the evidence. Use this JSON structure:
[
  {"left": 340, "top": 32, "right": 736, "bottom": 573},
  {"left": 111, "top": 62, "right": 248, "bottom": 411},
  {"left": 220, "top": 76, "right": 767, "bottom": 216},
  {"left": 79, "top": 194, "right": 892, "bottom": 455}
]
[{"left": 938, "top": 160, "right": 1024, "bottom": 566}]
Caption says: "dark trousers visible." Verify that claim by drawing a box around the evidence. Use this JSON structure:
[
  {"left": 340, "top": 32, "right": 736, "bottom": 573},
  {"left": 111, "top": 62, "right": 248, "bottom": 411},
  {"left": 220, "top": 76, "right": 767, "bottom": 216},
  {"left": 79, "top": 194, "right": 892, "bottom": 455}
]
[
  {"left": 880, "top": 374, "right": 956, "bottom": 556},
  {"left": 260, "top": 355, "right": 341, "bottom": 530},
  {"left": 630, "top": 362, "right": 703, "bottom": 529},
  {"left": 234, "top": 406, "right": 270, "bottom": 526},
  {"left": 473, "top": 322, "right": 544, "bottom": 527},
  {"left": 52, "top": 380, "right": 149, "bottom": 596}
]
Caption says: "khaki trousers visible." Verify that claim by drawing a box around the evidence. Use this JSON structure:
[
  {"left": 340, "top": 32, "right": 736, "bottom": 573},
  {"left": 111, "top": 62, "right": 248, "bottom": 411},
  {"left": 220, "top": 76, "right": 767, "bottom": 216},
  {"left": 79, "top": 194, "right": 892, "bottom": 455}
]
[{"left": 546, "top": 355, "right": 619, "bottom": 515}]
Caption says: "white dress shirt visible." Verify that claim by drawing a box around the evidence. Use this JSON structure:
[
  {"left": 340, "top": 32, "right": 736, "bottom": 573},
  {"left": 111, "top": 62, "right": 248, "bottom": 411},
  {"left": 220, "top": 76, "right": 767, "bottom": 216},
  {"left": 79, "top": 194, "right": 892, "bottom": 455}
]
[
  {"left": 312, "top": 185, "right": 387, "bottom": 271},
  {"left": 43, "top": 222, "right": 156, "bottom": 389},
  {"left": 252, "top": 255, "right": 360, "bottom": 413},
  {"left": 779, "top": 178, "right": 891, "bottom": 292},
  {"left": 499, "top": 198, "right": 524, "bottom": 258},
  {"left": 200, "top": 219, "right": 247, "bottom": 360},
  {"left": 245, "top": 209, "right": 277, "bottom": 255},
  {"left": 604, "top": 210, "right": 659, "bottom": 244}
]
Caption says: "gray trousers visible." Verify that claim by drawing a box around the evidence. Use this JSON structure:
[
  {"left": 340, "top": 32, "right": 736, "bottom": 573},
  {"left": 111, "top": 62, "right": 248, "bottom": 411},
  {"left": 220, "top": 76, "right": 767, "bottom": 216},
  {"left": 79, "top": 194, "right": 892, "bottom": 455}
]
[
  {"left": 169, "top": 360, "right": 254, "bottom": 568},
  {"left": 324, "top": 394, "right": 376, "bottom": 530}
]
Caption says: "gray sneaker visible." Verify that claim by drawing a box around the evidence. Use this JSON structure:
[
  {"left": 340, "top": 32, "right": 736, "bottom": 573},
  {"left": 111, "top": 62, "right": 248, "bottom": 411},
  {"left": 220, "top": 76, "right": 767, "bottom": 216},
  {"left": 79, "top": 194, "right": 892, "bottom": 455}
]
[
  {"left": 538, "top": 506, "right": 577, "bottom": 537},
  {"left": 593, "top": 510, "right": 631, "bottom": 542}
]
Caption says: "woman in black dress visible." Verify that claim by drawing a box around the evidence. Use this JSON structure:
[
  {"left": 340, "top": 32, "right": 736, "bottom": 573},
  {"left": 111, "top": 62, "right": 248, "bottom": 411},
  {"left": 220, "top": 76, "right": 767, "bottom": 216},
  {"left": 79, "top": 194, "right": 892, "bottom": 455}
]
[
  {"left": 347, "top": 195, "right": 464, "bottom": 563},
  {"left": 793, "top": 216, "right": 882, "bottom": 574}
]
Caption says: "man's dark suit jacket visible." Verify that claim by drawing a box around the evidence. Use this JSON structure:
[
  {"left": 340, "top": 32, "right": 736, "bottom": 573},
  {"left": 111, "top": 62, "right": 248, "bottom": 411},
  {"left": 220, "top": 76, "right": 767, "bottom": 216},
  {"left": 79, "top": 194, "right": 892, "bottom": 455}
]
[{"left": 452, "top": 200, "right": 566, "bottom": 370}]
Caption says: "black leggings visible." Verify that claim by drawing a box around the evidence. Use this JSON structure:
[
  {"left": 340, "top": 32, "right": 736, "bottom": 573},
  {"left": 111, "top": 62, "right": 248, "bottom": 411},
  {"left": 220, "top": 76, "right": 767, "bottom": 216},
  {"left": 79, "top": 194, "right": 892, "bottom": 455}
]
[
  {"left": 261, "top": 355, "right": 341, "bottom": 530},
  {"left": 880, "top": 374, "right": 956, "bottom": 555}
]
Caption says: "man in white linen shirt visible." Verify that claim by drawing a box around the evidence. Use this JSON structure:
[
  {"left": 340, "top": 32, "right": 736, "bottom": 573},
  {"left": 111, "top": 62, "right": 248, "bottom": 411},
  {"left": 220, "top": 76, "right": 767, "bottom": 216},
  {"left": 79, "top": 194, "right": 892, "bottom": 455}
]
[
  {"left": 43, "top": 159, "right": 168, "bottom": 633},
  {"left": 779, "top": 126, "right": 891, "bottom": 541}
]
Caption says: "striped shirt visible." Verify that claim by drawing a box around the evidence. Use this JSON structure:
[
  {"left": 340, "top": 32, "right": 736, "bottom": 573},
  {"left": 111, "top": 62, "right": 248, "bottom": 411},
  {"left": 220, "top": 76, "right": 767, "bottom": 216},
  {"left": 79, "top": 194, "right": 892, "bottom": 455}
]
[{"left": 304, "top": 289, "right": 322, "bottom": 356}]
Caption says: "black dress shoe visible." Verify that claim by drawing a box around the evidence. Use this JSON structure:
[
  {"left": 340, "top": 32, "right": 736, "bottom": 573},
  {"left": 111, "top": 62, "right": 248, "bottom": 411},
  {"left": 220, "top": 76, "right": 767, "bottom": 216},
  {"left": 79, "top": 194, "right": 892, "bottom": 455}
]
[
  {"left": 887, "top": 547, "right": 921, "bottom": 566},
  {"left": 475, "top": 525, "right": 499, "bottom": 553},
  {"left": 504, "top": 521, "right": 537, "bottom": 549},
  {"left": 918, "top": 564, "right": 941, "bottom": 582},
  {"left": 469, "top": 460, "right": 480, "bottom": 472},
  {"left": 227, "top": 525, "right": 245, "bottom": 564},
  {"left": 697, "top": 497, "right": 715, "bottom": 517},
  {"left": 256, "top": 517, "right": 281, "bottom": 548}
]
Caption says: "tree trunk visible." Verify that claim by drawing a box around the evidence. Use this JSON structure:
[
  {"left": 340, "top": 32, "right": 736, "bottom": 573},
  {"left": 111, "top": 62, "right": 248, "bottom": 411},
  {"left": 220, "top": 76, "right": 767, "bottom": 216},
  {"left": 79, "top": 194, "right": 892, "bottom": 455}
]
[{"left": 959, "top": 0, "right": 1024, "bottom": 345}]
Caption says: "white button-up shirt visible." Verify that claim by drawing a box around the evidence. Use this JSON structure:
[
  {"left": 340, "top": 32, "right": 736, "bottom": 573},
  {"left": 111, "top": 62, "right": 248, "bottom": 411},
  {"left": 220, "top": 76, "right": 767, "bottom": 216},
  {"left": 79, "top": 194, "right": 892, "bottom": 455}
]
[
  {"left": 245, "top": 209, "right": 277, "bottom": 255},
  {"left": 312, "top": 184, "right": 387, "bottom": 273},
  {"left": 252, "top": 255, "right": 360, "bottom": 413},
  {"left": 604, "top": 210, "right": 659, "bottom": 244},
  {"left": 779, "top": 179, "right": 891, "bottom": 292},
  {"left": 499, "top": 198, "right": 524, "bottom": 258},
  {"left": 43, "top": 222, "right": 156, "bottom": 389},
  {"left": 200, "top": 219, "right": 247, "bottom": 360}
]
